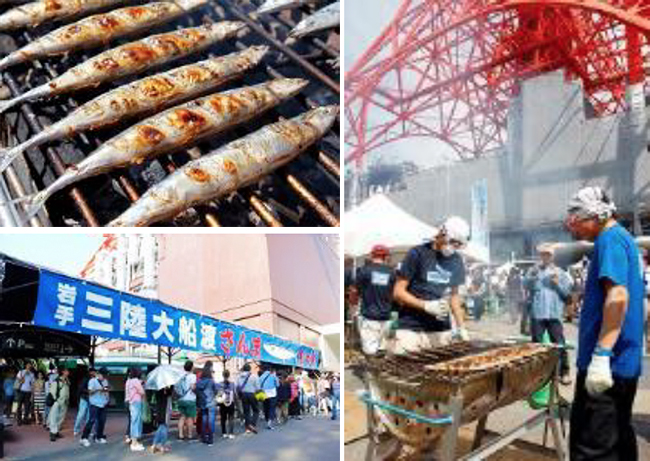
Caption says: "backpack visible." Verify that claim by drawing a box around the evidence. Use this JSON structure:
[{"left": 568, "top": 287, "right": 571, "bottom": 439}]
[
  {"left": 46, "top": 378, "right": 61, "bottom": 407},
  {"left": 174, "top": 374, "right": 191, "bottom": 400}
]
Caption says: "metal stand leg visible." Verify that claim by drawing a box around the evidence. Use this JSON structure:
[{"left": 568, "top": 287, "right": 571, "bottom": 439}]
[
  {"left": 547, "top": 374, "right": 566, "bottom": 461},
  {"left": 438, "top": 394, "right": 463, "bottom": 461},
  {"left": 472, "top": 415, "right": 488, "bottom": 450}
]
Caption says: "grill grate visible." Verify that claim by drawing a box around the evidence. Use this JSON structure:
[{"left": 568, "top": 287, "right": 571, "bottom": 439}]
[{"left": 0, "top": 0, "right": 340, "bottom": 227}]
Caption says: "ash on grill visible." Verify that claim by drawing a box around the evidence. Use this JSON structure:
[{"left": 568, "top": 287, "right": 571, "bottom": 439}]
[
  {"left": 360, "top": 341, "right": 568, "bottom": 460},
  {"left": 0, "top": 0, "right": 339, "bottom": 227}
]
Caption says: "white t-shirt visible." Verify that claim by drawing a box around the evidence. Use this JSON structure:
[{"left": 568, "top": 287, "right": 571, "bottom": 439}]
[
  {"left": 179, "top": 372, "right": 197, "bottom": 402},
  {"left": 18, "top": 370, "right": 35, "bottom": 393}
]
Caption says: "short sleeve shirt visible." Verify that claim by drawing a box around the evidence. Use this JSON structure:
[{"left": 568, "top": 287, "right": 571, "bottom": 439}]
[
  {"left": 396, "top": 243, "right": 466, "bottom": 331},
  {"left": 179, "top": 372, "right": 197, "bottom": 402},
  {"left": 577, "top": 224, "right": 645, "bottom": 378},
  {"left": 355, "top": 262, "right": 396, "bottom": 321},
  {"left": 88, "top": 377, "right": 109, "bottom": 408},
  {"left": 18, "top": 370, "right": 34, "bottom": 393}
]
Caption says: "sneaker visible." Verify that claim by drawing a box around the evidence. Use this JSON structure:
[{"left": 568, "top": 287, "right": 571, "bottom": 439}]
[
  {"left": 73, "top": 432, "right": 78, "bottom": 437},
  {"left": 228, "top": 434, "right": 235, "bottom": 439},
  {"left": 80, "top": 439, "right": 91, "bottom": 447},
  {"left": 207, "top": 443, "right": 213, "bottom": 447},
  {"left": 222, "top": 434, "right": 228, "bottom": 439},
  {"left": 124, "top": 436, "right": 131, "bottom": 444},
  {"left": 97, "top": 438, "right": 107, "bottom": 444},
  {"left": 560, "top": 374, "right": 572, "bottom": 386},
  {"left": 130, "top": 443, "right": 145, "bottom": 452}
]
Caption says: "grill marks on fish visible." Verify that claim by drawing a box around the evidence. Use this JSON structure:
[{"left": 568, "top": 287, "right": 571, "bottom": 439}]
[
  {"left": 107, "top": 106, "right": 338, "bottom": 227},
  {"left": 0, "top": 1, "right": 208, "bottom": 69},
  {"left": 0, "top": 0, "right": 126, "bottom": 31},
  {"left": 53, "top": 23, "right": 243, "bottom": 94}
]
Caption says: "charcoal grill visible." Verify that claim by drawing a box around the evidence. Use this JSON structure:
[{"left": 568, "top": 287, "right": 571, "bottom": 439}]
[
  {"left": 0, "top": 0, "right": 340, "bottom": 227},
  {"left": 360, "top": 340, "right": 567, "bottom": 460}
]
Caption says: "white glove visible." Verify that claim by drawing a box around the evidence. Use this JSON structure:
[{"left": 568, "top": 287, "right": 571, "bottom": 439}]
[
  {"left": 585, "top": 354, "right": 614, "bottom": 396},
  {"left": 457, "top": 327, "right": 470, "bottom": 341},
  {"left": 423, "top": 299, "right": 450, "bottom": 318}
]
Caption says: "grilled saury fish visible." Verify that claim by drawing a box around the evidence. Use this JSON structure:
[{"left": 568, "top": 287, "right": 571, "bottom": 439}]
[
  {"left": 19, "top": 78, "right": 308, "bottom": 223},
  {"left": 257, "top": 0, "right": 317, "bottom": 14},
  {"left": 108, "top": 105, "right": 339, "bottom": 227},
  {"left": 288, "top": 1, "right": 339, "bottom": 38},
  {"left": 0, "top": 0, "right": 208, "bottom": 71},
  {"left": 0, "top": 46, "right": 267, "bottom": 174},
  {"left": 0, "top": 0, "right": 126, "bottom": 31},
  {"left": 0, "top": 22, "right": 245, "bottom": 115}
]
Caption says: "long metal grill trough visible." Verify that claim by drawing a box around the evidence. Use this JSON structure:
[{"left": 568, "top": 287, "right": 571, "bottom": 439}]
[
  {"left": 362, "top": 341, "right": 560, "bottom": 455},
  {"left": 0, "top": 0, "right": 340, "bottom": 227}
]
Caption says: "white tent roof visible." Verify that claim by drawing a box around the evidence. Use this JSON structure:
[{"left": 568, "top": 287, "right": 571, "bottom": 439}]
[
  {"left": 344, "top": 194, "right": 437, "bottom": 257},
  {"left": 344, "top": 194, "right": 489, "bottom": 263}
]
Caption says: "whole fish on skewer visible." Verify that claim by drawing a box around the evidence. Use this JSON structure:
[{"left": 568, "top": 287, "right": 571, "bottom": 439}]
[
  {"left": 0, "top": 0, "right": 126, "bottom": 31},
  {"left": 0, "top": 0, "right": 208, "bottom": 71},
  {"left": 257, "top": 0, "right": 318, "bottom": 15},
  {"left": 0, "top": 22, "right": 245, "bottom": 115},
  {"left": 16, "top": 78, "right": 307, "bottom": 224},
  {"left": 288, "top": 1, "right": 339, "bottom": 38},
  {"left": 108, "top": 105, "right": 339, "bottom": 227},
  {"left": 0, "top": 46, "right": 267, "bottom": 174}
]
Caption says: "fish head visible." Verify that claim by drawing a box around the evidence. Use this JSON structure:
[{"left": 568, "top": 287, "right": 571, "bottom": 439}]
[
  {"left": 302, "top": 105, "right": 339, "bottom": 132},
  {"left": 201, "top": 20, "right": 247, "bottom": 39},
  {"left": 242, "top": 45, "right": 270, "bottom": 65},
  {"left": 266, "top": 78, "right": 309, "bottom": 99}
]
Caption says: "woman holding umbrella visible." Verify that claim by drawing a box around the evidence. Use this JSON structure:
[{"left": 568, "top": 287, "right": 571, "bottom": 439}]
[{"left": 145, "top": 365, "right": 184, "bottom": 453}]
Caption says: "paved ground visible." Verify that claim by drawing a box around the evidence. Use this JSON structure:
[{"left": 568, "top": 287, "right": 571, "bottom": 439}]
[
  {"left": 345, "top": 315, "right": 650, "bottom": 460},
  {"left": 2, "top": 411, "right": 340, "bottom": 460}
]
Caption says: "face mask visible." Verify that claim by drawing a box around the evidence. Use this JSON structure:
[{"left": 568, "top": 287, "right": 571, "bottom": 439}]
[{"left": 441, "top": 246, "right": 455, "bottom": 257}]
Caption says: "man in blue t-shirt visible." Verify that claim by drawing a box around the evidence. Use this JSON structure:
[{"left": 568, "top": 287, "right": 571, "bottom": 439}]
[
  {"left": 354, "top": 244, "right": 396, "bottom": 355},
  {"left": 392, "top": 216, "right": 470, "bottom": 354},
  {"left": 564, "top": 186, "right": 644, "bottom": 460}
]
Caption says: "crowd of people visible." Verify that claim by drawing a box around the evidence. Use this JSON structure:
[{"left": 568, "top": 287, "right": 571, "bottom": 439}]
[
  {"left": 348, "top": 186, "right": 645, "bottom": 460},
  {"left": 0, "top": 359, "right": 340, "bottom": 455}
]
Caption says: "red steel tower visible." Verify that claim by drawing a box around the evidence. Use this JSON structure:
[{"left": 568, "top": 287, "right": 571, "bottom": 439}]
[{"left": 345, "top": 0, "right": 650, "bottom": 169}]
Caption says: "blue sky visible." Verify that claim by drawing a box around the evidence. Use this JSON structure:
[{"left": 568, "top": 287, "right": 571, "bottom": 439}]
[{"left": 0, "top": 234, "right": 104, "bottom": 276}]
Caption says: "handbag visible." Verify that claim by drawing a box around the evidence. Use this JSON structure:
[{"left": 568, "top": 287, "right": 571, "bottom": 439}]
[{"left": 255, "top": 374, "right": 270, "bottom": 401}]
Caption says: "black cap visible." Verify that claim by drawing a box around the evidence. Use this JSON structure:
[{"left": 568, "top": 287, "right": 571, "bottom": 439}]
[
  {"left": 88, "top": 367, "right": 97, "bottom": 373},
  {"left": 98, "top": 367, "right": 109, "bottom": 375}
]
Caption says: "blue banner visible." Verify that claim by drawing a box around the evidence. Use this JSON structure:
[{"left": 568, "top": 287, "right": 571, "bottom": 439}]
[{"left": 33, "top": 270, "right": 320, "bottom": 369}]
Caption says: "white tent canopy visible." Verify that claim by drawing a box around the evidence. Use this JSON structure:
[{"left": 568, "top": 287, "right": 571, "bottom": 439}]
[{"left": 345, "top": 194, "right": 489, "bottom": 263}]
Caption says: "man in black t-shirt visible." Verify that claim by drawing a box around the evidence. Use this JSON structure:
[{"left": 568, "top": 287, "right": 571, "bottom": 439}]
[
  {"left": 354, "top": 244, "right": 396, "bottom": 355},
  {"left": 392, "top": 216, "right": 470, "bottom": 353}
]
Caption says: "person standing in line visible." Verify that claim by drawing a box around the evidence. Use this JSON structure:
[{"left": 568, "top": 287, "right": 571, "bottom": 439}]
[
  {"left": 48, "top": 367, "right": 70, "bottom": 442},
  {"left": 564, "top": 187, "right": 644, "bottom": 460},
  {"left": 150, "top": 385, "right": 173, "bottom": 454},
  {"left": 32, "top": 371, "right": 46, "bottom": 426},
  {"left": 288, "top": 374, "right": 301, "bottom": 420},
  {"left": 237, "top": 363, "right": 260, "bottom": 434},
  {"left": 217, "top": 370, "right": 236, "bottom": 439},
  {"left": 43, "top": 363, "right": 58, "bottom": 428},
  {"left": 2, "top": 368, "right": 15, "bottom": 418},
  {"left": 317, "top": 373, "right": 330, "bottom": 416},
  {"left": 354, "top": 244, "right": 396, "bottom": 356},
  {"left": 259, "top": 367, "right": 279, "bottom": 430},
  {"left": 330, "top": 373, "right": 340, "bottom": 421},
  {"left": 73, "top": 367, "right": 95, "bottom": 437},
  {"left": 175, "top": 360, "right": 197, "bottom": 441},
  {"left": 195, "top": 361, "right": 219, "bottom": 446},
  {"left": 125, "top": 367, "right": 146, "bottom": 451},
  {"left": 392, "top": 216, "right": 471, "bottom": 353},
  {"left": 525, "top": 244, "right": 573, "bottom": 385},
  {"left": 80, "top": 367, "right": 110, "bottom": 447},
  {"left": 276, "top": 373, "right": 291, "bottom": 424},
  {"left": 15, "top": 362, "right": 35, "bottom": 425}
]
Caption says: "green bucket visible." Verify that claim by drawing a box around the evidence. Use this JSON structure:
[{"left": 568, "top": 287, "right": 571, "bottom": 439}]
[{"left": 528, "top": 331, "right": 551, "bottom": 410}]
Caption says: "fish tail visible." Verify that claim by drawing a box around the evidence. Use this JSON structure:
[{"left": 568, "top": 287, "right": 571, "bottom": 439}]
[
  {"left": 0, "top": 145, "right": 22, "bottom": 174},
  {"left": 19, "top": 190, "right": 50, "bottom": 227}
]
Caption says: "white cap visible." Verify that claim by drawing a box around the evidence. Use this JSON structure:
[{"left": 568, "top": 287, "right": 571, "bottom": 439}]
[{"left": 441, "top": 216, "right": 470, "bottom": 245}]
